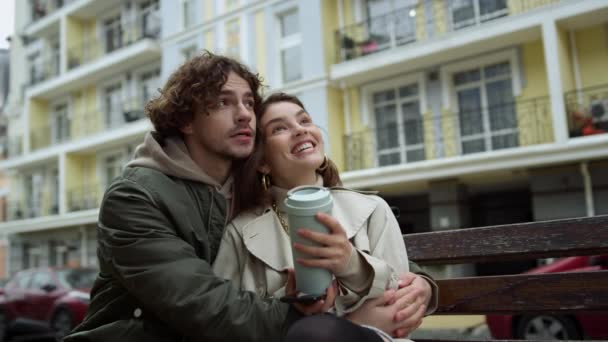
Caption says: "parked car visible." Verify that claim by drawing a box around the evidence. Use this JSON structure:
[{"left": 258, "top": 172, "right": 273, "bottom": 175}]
[
  {"left": 486, "top": 255, "right": 608, "bottom": 340},
  {"left": 0, "top": 267, "right": 97, "bottom": 341}
]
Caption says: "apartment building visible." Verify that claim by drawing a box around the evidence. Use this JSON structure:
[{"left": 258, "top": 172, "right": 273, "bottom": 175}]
[
  {"left": 331, "top": 0, "right": 608, "bottom": 277},
  {"left": 0, "top": 0, "right": 607, "bottom": 278},
  {"left": 1, "top": 0, "right": 160, "bottom": 272}
]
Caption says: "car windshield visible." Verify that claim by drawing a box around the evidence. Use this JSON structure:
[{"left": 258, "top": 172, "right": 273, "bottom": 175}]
[{"left": 56, "top": 269, "right": 97, "bottom": 289}]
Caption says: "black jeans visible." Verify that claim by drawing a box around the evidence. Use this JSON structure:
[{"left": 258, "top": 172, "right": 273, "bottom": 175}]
[{"left": 284, "top": 314, "right": 384, "bottom": 342}]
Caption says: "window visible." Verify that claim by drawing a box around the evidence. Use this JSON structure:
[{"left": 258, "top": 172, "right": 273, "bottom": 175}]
[
  {"left": 50, "top": 40, "right": 60, "bottom": 77},
  {"left": 140, "top": 0, "right": 160, "bottom": 38},
  {"left": 225, "top": 18, "right": 240, "bottom": 58},
  {"left": 139, "top": 68, "right": 160, "bottom": 103},
  {"left": 181, "top": 45, "right": 197, "bottom": 62},
  {"left": 278, "top": 9, "right": 302, "bottom": 84},
  {"left": 226, "top": 0, "right": 240, "bottom": 10},
  {"left": 30, "top": 271, "right": 53, "bottom": 290},
  {"left": 371, "top": 83, "right": 425, "bottom": 166},
  {"left": 25, "top": 173, "right": 43, "bottom": 218},
  {"left": 49, "top": 168, "right": 59, "bottom": 214},
  {"left": 103, "top": 155, "right": 124, "bottom": 188},
  {"left": 103, "top": 83, "right": 123, "bottom": 128},
  {"left": 364, "top": 0, "right": 416, "bottom": 51},
  {"left": 180, "top": 0, "right": 196, "bottom": 30},
  {"left": 51, "top": 103, "right": 70, "bottom": 143},
  {"left": 453, "top": 61, "right": 517, "bottom": 154},
  {"left": 103, "top": 15, "right": 123, "bottom": 53},
  {"left": 28, "top": 52, "right": 43, "bottom": 85},
  {"left": 450, "top": 0, "right": 508, "bottom": 30}
]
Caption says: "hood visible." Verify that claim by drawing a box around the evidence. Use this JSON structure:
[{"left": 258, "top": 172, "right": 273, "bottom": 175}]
[{"left": 126, "top": 132, "right": 232, "bottom": 199}]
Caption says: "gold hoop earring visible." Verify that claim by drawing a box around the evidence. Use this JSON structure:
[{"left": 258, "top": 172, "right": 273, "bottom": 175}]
[
  {"left": 261, "top": 173, "right": 271, "bottom": 191},
  {"left": 317, "top": 154, "right": 329, "bottom": 172}
]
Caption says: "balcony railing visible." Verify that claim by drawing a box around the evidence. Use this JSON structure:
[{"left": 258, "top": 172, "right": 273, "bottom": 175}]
[
  {"left": 1, "top": 136, "right": 23, "bottom": 158},
  {"left": 29, "top": 0, "right": 74, "bottom": 24},
  {"left": 564, "top": 83, "right": 608, "bottom": 138},
  {"left": 29, "top": 51, "right": 61, "bottom": 86},
  {"left": 336, "top": 0, "right": 560, "bottom": 62},
  {"left": 7, "top": 196, "right": 59, "bottom": 221},
  {"left": 67, "top": 183, "right": 102, "bottom": 212},
  {"left": 344, "top": 96, "right": 552, "bottom": 171},
  {"left": 29, "top": 97, "right": 147, "bottom": 151},
  {"left": 67, "top": 12, "right": 160, "bottom": 70}
]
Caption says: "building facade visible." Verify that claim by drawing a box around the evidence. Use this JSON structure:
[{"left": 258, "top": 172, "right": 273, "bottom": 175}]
[{"left": 0, "top": 0, "right": 607, "bottom": 277}]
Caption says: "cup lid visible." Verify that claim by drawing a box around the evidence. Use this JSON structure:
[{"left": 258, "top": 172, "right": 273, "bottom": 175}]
[{"left": 284, "top": 185, "right": 332, "bottom": 211}]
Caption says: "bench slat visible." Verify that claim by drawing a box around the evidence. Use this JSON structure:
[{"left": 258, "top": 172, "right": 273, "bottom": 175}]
[
  {"left": 405, "top": 215, "right": 608, "bottom": 265},
  {"left": 434, "top": 271, "right": 608, "bottom": 314}
]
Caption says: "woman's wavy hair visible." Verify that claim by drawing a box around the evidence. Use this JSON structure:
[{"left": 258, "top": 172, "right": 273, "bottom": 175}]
[
  {"left": 145, "top": 50, "right": 264, "bottom": 138},
  {"left": 232, "top": 93, "right": 342, "bottom": 217}
]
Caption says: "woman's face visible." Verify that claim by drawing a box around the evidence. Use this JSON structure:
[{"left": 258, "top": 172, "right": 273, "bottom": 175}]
[{"left": 259, "top": 101, "right": 325, "bottom": 188}]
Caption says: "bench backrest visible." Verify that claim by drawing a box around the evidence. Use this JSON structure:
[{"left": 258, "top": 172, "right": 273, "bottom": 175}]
[{"left": 404, "top": 214, "right": 608, "bottom": 342}]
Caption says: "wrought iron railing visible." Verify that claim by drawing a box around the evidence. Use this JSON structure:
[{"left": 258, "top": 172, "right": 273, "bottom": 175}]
[
  {"left": 29, "top": 97, "right": 147, "bottom": 151},
  {"left": 344, "top": 96, "right": 552, "bottom": 171},
  {"left": 28, "top": 50, "right": 60, "bottom": 86},
  {"left": 564, "top": 83, "right": 608, "bottom": 138},
  {"left": 67, "top": 183, "right": 102, "bottom": 212},
  {"left": 7, "top": 196, "right": 59, "bottom": 221},
  {"left": 335, "top": 0, "right": 560, "bottom": 62},
  {"left": 67, "top": 12, "right": 160, "bottom": 70},
  {"left": 29, "top": 0, "right": 74, "bottom": 24}
]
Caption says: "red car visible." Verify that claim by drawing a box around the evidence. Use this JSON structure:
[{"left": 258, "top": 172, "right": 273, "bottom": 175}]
[
  {"left": 486, "top": 255, "right": 608, "bottom": 340},
  {"left": 0, "top": 267, "right": 97, "bottom": 340}
]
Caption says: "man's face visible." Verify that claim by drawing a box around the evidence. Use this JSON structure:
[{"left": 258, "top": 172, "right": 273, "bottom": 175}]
[{"left": 184, "top": 71, "right": 256, "bottom": 162}]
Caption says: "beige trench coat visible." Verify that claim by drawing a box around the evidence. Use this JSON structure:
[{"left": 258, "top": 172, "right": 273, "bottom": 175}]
[{"left": 213, "top": 188, "right": 411, "bottom": 315}]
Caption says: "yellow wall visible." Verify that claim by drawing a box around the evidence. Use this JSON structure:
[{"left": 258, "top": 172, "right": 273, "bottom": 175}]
[
  {"left": 29, "top": 99, "right": 50, "bottom": 150},
  {"left": 65, "top": 153, "right": 98, "bottom": 210},
  {"left": 432, "top": 0, "right": 448, "bottom": 36},
  {"left": 422, "top": 111, "right": 436, "bottom": 160},
  {"left": 71, "top": 85, "right": 100, "bottom": 139},
  {"left": 508, "top": 0, "right": 560, "bottom": 15},
  {"left": 204, "top": 29, "right": 215, "bottom": 53},
  {"left": 321, "top": 0, "right": 340, "bottom": 68},
  {"left": 575, "top": 24, "right": 608, "bottom": 89},
  {"left": 440, "top": 109, "right": 458, "bottom": 157},
  {"left": 414, "top": 1, "right": 427, "bottom": 42},
  {"left": 66, "top": 17, "right": 95, "bottom": 67},
  {"left": 326, "top": 87, "right": 345, "bottom": 171},
  {"left": 204, "top": 0, "right": 214, "bottom": 21},
  {"left": 342, "top": 0, "right": 356, "bottom": 27},
  {"left": 253, "top": 11, "right": 266, "bottom": 83},
  {"left": 517, "top": 40, "right": 554, "bottom": 145}
]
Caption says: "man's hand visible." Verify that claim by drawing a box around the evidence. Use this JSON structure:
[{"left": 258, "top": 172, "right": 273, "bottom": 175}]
[
  {"left": 391, "top": 272, "right": 432, "bottom": 337},
  {"left": 293, "top": 213, "right": 353, "bottom": 275},
  {"left": 345, "top": 289, "right": 400, "bottom": 335},
  {"left": 285, "top": 269, "right": 337, "bottom": 315}
]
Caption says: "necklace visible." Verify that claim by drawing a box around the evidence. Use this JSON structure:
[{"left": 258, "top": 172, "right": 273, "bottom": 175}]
[{"left": 271, "top": 202, "right": 289, "bottom": 234}]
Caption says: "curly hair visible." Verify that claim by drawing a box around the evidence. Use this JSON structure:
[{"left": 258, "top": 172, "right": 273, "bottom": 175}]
[{"left": 145, "top": 50, "right": 264, "bottom": 138}]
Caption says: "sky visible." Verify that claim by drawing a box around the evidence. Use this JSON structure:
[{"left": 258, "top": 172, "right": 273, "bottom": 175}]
[{"left": 0, "top": 0, "right": 15, "bottom": 50}]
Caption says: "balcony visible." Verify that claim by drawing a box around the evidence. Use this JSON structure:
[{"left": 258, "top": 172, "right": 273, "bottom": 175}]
[
  {"left": 344, "top": 96, "right": 552, "bottom": 171},
  {"left": 2, "top": 136, "right": 23, "bottom": 159},
  {"left": 28, "top": 51, "right": 61, "bottom": 86},
  {"left": 67, "top": 13, "right": 160, "bottom": 71},
  {"left": 565, "top": 83, "right": 608, "bottom": 138},
  {"left": 67, "top": 183, "right": 101, "bottom": 212},
  {"left": 335, "top": 0, "right": 559, "bottom": 63},
  {"left": 7, "top": 196, "right": 59, "bottom": 221},
  {"left": 29, "top": 97, "right": 147, "bottom": 151}
]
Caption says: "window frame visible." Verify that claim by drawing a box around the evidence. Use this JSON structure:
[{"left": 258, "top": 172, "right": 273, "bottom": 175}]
[
  {"left": 276, "top": 7, "right": 302, "bottom": 85},
  {"left": 361, "top": 73, "right": 428, "bottom": 167}
]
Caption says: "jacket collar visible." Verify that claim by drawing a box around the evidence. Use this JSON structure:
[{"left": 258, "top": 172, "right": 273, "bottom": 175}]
[{"left": 239, "top": 188, "right": 379, "bottom": 272}]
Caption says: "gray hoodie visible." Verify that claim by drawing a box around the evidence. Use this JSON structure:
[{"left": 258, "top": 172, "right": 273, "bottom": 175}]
[{"left": 127, "top": 131, "right": 234, "bottom": 216}]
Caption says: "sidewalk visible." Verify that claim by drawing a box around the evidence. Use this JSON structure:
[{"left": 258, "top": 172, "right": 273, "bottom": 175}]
[{"left": 410, "top": 315, "right": 492, "bottom": 340}]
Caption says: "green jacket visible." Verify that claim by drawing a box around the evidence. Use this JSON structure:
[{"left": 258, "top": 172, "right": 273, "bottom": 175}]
[{"left": 65, "top": 166, "right": 300, "bottom": 342}]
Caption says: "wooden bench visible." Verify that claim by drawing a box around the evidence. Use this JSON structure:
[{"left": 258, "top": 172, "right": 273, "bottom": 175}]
[{"left": 404, "top": 214, "right": 608, "bottom": 342}]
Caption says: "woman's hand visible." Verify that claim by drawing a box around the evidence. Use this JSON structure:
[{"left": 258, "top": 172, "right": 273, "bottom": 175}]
[
  {"left": 285, "top": 269, "right": 337, "bottom": 315},
  {"left": 391, "top": 272, "right": 432, "bottom": 337},
  {"left": 292, "top": 213, "right": 353, "bottom": 275}
]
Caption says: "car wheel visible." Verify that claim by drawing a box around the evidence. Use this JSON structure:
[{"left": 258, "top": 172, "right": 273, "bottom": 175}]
[
  {"left": 51, "top": 309, "right": 74, "bottom": 339},
  {"left": 515, "top": 314, "right": 581, "bottom": 340}
]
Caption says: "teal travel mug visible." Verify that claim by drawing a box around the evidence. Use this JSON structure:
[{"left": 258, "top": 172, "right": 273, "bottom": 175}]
[{"left": 283, "top": 185, "right": 334, "bottom": 298}]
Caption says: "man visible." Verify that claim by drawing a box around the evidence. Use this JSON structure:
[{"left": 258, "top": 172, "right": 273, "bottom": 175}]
[{"left": 66, "top": 52, "right": 435, "bottom": 342}]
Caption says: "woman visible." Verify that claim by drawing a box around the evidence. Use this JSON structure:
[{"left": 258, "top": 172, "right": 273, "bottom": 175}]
[{"left": 213, "top": 93, "right": 435, "bottom": 341}]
